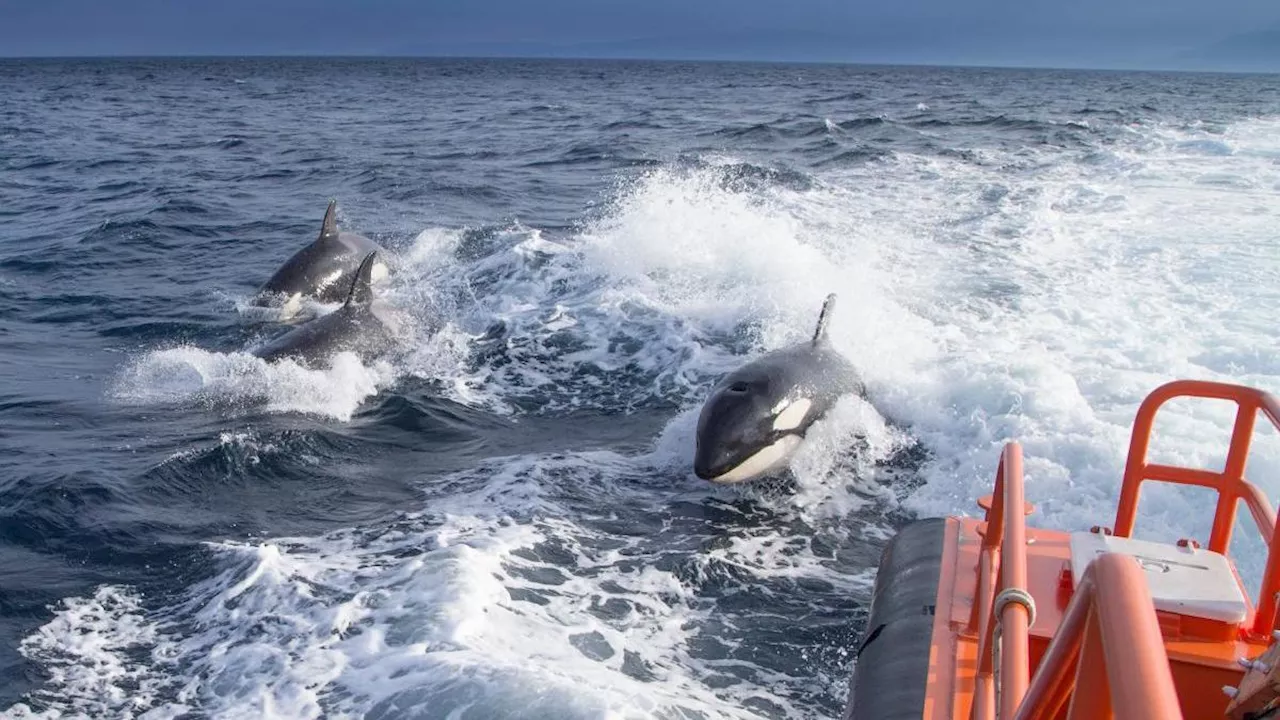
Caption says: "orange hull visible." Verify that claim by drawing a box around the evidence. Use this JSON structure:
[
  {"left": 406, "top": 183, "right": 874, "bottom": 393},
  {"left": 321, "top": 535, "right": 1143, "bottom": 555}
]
[{"left": 844, "top": 380, "right": 1280, "bottom": 720}]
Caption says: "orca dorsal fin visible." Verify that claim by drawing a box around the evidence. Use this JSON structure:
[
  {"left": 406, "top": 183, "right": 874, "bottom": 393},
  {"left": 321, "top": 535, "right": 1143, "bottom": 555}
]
[
  {"left": 318, "top": 199, "right": 339, "bottom": 243},
  {"left": 343, "top": 252, "right": 378, "bottom": 308},
  {"left": 811, "top": 293, "right": 836, "bottom": 346}
]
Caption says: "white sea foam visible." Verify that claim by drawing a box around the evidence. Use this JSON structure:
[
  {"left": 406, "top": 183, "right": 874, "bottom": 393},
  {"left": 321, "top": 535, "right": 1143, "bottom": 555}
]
[
  {"left": 14, "top": 448, "right": 871, "bottom": 718},
  {"left": 109, "top": 346, "right": 398, "bottom": 422},
  {"left": 7, "top": 586, "right": 168, "bottom": 719}
]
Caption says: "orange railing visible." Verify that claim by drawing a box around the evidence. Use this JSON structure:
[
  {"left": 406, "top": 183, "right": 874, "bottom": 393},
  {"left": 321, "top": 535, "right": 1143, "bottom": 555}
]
[
  {"left": 1111, "top": 380, "right": 1280, "bottom": 636},
  {"left": 969, "top": 441, "right": 1184, "bottom": 720},
  {"left": 1013, "top": 552, "right": 1184, "bottom": 720},
  {"left": 970, "top": 443, "right": 1032, "bottom": 720},
  {"left": 968, "top": 380, "right": 1280, "bottom": 720}
]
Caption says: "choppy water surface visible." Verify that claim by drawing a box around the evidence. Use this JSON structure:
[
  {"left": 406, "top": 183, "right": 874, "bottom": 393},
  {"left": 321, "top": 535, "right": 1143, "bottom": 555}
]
[{"left": 1, "top": 57, "right": 1278, "bottom": 718}]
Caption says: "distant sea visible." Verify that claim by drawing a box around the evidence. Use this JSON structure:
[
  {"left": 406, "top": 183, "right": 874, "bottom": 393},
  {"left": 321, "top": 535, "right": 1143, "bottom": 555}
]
[{"left": 1, "top": 57, "right": 1277, "bottom": 718}]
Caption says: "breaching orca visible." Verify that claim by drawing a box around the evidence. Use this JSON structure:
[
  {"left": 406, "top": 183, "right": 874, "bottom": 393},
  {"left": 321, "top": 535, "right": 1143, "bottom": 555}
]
[
  {"left": 693, "top": 294, "right": 864, "bottom": 483},
  {"left": 253, "top": 200, "right": 389, "bottom": 318},
  {"left": 252, "top": 252, "right": 400, "bottom": 366}
]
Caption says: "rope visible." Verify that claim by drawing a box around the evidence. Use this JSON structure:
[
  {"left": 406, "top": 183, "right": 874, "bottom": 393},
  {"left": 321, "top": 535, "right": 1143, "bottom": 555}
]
[
  {"left": 992, "top": 588, "right": 1038, "bottom": 713},
  {"left": 995, "top": 587, "right": 1038, "bottom": 627}
]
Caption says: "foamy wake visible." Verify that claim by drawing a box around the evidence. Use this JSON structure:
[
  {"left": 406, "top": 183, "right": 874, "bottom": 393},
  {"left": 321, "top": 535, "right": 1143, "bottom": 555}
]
[
  {"left": 410, "top": 116, "right": 1280, "bottom": 568},
  {"left": 12, "top": 439, "right": 888, "bottom": 719},
  {"left": 104, "top": 113, "right": 1280, "bottom": 564}
]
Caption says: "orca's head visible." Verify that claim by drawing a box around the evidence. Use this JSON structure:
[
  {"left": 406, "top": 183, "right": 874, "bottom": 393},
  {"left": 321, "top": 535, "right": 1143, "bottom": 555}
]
[{"left": 693, "top": 369, "right": 814, "bottom": 484}]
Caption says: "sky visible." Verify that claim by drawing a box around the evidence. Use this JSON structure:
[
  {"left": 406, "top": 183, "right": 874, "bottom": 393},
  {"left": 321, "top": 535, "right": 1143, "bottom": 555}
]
[{"left": 0, "top": 0, "right": 1277, "bottom": 71}]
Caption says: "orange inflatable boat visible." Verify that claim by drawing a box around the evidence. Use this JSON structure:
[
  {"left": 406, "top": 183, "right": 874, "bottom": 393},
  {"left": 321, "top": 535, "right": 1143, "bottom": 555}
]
[{"left": 841, "top": 380, "right": 1280, "bottom": 719}]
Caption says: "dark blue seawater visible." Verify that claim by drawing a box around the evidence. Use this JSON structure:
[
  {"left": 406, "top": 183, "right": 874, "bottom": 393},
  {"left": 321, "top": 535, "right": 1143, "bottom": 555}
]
[{"left": 2, "top": 58, "right": 1278, "bottom": 718}]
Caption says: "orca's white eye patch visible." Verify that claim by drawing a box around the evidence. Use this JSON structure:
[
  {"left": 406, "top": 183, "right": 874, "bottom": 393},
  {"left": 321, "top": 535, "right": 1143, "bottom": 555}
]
[{"left": 772, "top": 398, "right": 812, "bottom": 432}]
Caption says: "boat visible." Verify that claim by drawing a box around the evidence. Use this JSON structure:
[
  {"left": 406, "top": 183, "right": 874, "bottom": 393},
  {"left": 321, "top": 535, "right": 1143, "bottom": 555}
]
[{"left": 841, "top": 379, "right": 1280, "bottom": 719}]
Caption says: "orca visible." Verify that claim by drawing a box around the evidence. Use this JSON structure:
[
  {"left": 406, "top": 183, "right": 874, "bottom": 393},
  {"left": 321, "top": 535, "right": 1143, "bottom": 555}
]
[
  {"left": 693, "top": 294, "right": 864, "bottom": 484},
  {"left": 253, "top": 200, "right": 389, "bottom": 318},
  {"left": 252, "top": 252, "right": 400, "bottom": 366}
]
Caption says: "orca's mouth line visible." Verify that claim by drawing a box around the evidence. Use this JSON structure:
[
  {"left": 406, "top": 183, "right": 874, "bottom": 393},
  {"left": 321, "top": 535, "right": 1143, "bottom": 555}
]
[{"left": 699, "top": 425, "right": 808, "bottom": 481}]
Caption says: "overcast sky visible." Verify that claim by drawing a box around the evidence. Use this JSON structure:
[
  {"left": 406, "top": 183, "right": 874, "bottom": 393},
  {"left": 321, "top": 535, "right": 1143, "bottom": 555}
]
[{"left": 1, "top": 0, "right": 1277, "bottom": 70}]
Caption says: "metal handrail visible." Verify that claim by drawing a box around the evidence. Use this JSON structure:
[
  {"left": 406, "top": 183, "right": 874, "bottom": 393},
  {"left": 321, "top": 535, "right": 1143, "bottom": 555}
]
[
  {"left": 966, "top": 380, "right": 1279, "bottom": 719},
  {"left": 1111, "top": 380, "right": 1280, "bottom": 635},
  {"left": 970, "top": 442, "right": 1032, "bottom": 720},
  {"left": 1013, "top": 552, "right": 1185, "bottom": 720},
  {"left": 968, "top": 443, "right": 1187, "bottom": 720}
]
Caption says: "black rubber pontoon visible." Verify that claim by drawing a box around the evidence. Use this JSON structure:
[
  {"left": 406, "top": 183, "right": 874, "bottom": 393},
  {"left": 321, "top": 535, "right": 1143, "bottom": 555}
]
[{"left": 842, "top": 517, "right": 947, "bottom": 720}]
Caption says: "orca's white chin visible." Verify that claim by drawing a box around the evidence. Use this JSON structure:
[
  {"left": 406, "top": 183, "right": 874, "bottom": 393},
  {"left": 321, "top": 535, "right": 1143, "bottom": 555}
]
[{"left": 705, "top": 435, "right": 804, "bottom": 484}]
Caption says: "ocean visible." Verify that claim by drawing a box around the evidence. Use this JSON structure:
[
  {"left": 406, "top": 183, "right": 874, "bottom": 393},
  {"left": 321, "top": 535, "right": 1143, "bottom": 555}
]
[{"left": 1, "top": 57, "right": 1278, "bottom": 719}]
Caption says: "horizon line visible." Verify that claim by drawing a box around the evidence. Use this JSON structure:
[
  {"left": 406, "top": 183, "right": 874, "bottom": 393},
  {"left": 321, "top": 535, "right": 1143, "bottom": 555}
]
[{"left": 0, "top": 52, "right": 1276, "bottom": 76}]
